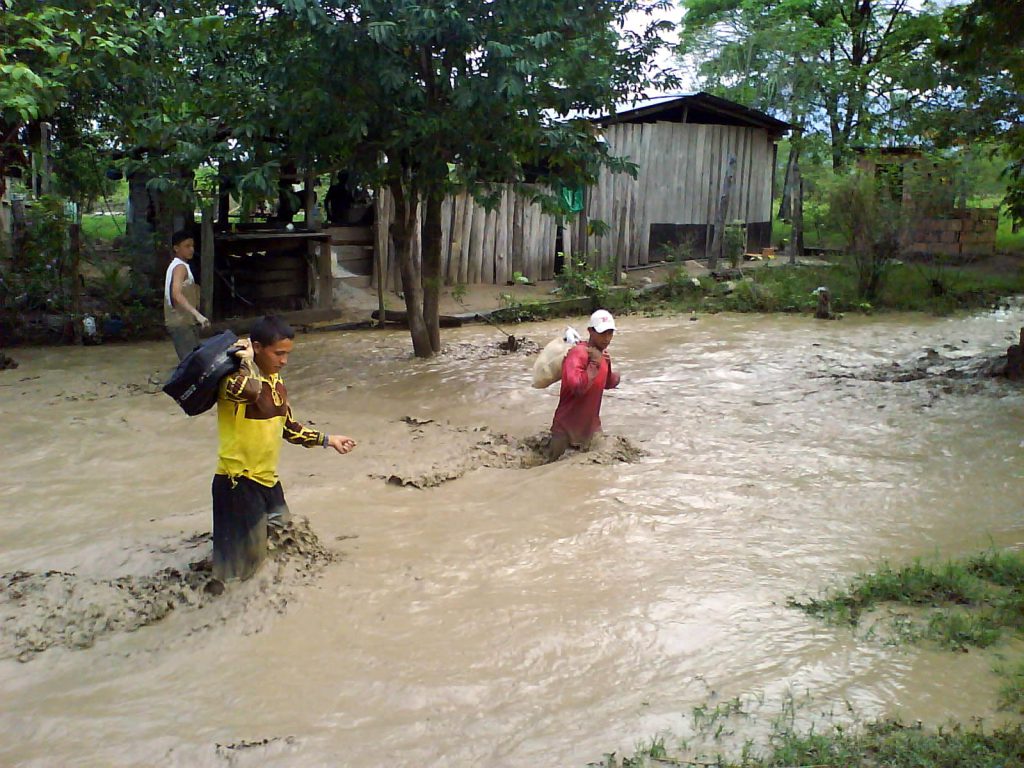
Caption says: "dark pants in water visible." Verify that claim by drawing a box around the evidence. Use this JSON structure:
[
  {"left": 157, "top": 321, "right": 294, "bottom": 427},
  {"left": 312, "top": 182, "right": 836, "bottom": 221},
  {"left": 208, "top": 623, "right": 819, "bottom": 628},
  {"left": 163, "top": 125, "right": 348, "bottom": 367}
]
[
  {"left": 167, "top": 324, "right": 199, "bottom": 362},
  {"left": 211, "top": 475, "right": 290, "bottom": 581}
]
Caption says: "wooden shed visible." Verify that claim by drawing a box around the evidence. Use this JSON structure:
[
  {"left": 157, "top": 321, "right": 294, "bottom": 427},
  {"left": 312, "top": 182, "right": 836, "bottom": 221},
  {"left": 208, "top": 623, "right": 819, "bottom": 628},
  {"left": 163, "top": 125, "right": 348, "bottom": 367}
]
[
  {"left": 366, "top": 93, "right": 789, "bottom": 292},
  {"left": 583, "top": 93, "right": 790, "bottom": 268}
]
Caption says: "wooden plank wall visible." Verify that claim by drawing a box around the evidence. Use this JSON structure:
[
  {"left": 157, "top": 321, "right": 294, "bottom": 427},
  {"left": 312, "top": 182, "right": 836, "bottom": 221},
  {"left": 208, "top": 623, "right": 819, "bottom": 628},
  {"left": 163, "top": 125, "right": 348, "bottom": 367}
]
[
  {"left": 370, "top": 123, "right": 777, "bottom": 286},
  {"left": 584, "top": 122, "right": 776, "bottom": 268},
  {"left": 373, "top": 185, "right": 561, "bottom": 289}
]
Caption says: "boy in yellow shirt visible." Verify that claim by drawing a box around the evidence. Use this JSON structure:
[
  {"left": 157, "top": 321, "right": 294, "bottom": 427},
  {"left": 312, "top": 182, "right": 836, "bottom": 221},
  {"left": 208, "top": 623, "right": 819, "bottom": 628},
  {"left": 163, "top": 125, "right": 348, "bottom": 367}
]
[{"left": 214, "top": 315, "right": 356, "bottom": 581}]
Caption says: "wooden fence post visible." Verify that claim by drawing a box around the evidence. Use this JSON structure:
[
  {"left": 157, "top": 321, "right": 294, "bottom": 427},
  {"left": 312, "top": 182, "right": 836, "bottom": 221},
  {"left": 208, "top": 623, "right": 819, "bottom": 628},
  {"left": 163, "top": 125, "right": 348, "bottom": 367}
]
[
  {"left": 374, "top": 191, "right": 387, "bottom": 327},
  {"left": 201, "top": 204, "right": 215, "bottom": 321},
  {"left": 707, "top": 154, "right": 736, "bottom": 271},
  {"left": 70, "top": 222, "right": 83, "bottom": 344}
]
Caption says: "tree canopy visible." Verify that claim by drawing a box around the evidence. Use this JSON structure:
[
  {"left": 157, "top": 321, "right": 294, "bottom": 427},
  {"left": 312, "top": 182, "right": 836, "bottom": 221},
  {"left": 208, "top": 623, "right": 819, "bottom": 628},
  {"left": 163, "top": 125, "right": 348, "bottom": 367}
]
[
  {"left": 303, "top": 0, "right": 678, "bottom": 356},
  {"left": 935, "top": 0, "right": 1024, "bottom": 221},
  {"left": 677, "top": 0, "right": 945, "bottom": 169}
]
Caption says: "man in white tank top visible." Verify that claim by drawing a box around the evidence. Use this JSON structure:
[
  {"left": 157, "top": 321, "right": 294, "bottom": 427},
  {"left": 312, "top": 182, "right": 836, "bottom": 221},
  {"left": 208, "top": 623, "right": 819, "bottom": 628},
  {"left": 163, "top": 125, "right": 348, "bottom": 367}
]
[{"left": 164, "top": 230, "right": 210, "bottom": 360}]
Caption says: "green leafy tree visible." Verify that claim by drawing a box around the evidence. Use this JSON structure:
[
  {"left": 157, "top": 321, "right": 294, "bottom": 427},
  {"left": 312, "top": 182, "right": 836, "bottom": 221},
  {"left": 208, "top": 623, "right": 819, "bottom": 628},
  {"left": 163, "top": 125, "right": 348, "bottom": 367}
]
[
  {"left": 677, "top": 0, "right": 945, "bottom": 171},
  {"left": 934, "top": 0, "right": 1024, "bottom": 224},
  {"left": 0, "top": 0, "right": 152, "bottom": 200},
  {"left": 302, "top": 0, "right": 676, "bottom": 357}
]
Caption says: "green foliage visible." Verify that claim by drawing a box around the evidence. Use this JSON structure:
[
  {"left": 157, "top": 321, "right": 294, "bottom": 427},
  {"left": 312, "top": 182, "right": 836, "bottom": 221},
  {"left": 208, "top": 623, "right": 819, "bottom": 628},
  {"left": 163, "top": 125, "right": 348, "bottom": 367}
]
[
  {"left": 825, "top": 171, "right": 903, "bottom": 300},
  {"left": 555, "top": 254, "right": 615, "bottom": 303},
  {"left": 789, "top": 549, "right": 1024, "bottom": 653},
  {"left": 642, "top": 257, "right": 1023, "bottom": 317},
  {"left": 677, "top": 0, "right": 946, "bottom": 168},
  {"left": 935, "top": 0, "right": 1024, "bottom": 224},
  {"left": 605, "top": 694, "right": 1024, "bottom": 767},
  {"left": 95, "top": 262, "right": 131, "bottom": 313},
  {"left": 723, "top": 220, "right": 746, "bottom": 268},
  {"left": 0, "top": 0, "right": 161, "bottom": 207},
  {"left": 761, "top": 720, "right": 1024, "bottom": 768},
  {"left": 0, "top": 1, "right": 145, "bottom": 127},
  {"left": 492, "top": 293, "right": 548, "bottom": 323},
  {"left": 997, "top": 660, "right": 1024, "bottom": 714},
  {"left": 0, "top": 196, "right": 73, "bottom": 313},
  {"left": 664, "top": 267, "right": 705, "bottom": 300},
  {"left": 80, "top": 213, "right": 125, "bottom": 242},
  {"left": 966, "top": 549, "right": 1024, "bottom": 588},
  {"left": 879, "top": 260, "right": 1024, "bottom": 313}
]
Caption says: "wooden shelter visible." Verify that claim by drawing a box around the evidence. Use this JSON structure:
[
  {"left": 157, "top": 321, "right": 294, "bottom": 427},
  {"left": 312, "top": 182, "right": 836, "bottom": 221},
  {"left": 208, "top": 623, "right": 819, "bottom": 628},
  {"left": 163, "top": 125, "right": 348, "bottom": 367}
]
[
  {"left": 586, "top": 93, "right": 790, "bottom": 267},
  {"left": 121, "top": 167, "right": 336, "bottom": 324},
  {"left": 369, "top": 93, "right": 790, "bottom": 290}
]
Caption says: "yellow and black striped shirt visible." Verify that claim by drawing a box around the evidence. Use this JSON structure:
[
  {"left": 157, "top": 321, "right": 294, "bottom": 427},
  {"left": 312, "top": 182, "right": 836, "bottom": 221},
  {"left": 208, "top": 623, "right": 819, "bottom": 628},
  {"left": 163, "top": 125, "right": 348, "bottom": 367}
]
[{"left": 215, "top": 367, "right": 325, "bottom": 487}]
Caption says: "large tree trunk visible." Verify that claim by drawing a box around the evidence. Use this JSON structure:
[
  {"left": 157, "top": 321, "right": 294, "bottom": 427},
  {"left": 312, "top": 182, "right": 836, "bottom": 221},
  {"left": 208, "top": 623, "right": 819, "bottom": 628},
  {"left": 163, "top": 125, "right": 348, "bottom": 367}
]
[
  {"left": 421, "top": 191, "right": 443, "bottom": 354},
  {"left": 390, "top": 178, "right": 432, "bottom": 358}
]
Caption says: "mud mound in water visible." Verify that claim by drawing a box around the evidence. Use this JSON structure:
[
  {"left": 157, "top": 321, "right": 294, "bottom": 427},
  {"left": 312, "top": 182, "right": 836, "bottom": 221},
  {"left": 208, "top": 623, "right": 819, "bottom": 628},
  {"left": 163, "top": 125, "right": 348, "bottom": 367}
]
[
  {"left": 0, "top": 519, "right": 336, "bottom": 662},
  {"left": 824, "top": 345, "right": 1014, "bottom": 393},
  {"left": 373, "top": 418, "right": 646, "bottom": 488},
  {"left": 267, "top": 517, "right": 337, "bottom": 573},
  {"left": 522, "top": 432, "right": 648, "bottom": 464},
  {"left": 439, "top": 336, "right": 540, "bottom": 361},
  {"left": 865, "top": 347, "right": 1006, "bottom": 383}
]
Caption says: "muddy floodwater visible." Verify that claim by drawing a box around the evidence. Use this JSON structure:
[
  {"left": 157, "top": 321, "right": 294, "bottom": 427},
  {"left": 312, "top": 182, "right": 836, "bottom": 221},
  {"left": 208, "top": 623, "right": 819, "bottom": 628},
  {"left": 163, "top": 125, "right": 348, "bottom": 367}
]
[{"left": 1, "top": 306, "right": 1022, "bottom": 767}]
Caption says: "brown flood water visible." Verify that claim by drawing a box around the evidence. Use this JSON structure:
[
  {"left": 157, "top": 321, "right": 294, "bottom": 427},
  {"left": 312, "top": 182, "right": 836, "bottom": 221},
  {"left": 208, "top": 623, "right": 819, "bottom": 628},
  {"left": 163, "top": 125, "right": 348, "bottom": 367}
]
[{"left": 1, "top": 307, "right": 1022, "bottom": 766}]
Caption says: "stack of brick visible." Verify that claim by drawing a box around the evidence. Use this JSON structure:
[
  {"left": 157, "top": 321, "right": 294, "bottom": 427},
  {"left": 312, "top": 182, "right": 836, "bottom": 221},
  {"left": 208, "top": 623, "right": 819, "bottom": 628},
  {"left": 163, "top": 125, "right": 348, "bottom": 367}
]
[{"left": 905, "top": 208, "right": 998, "bottom": 257}]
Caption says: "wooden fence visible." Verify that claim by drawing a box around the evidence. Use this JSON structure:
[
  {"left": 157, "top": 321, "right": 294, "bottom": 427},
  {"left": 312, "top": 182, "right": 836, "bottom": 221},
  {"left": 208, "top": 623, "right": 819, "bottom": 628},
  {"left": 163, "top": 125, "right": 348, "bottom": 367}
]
[
  {"left": 371, "top": 122, "right": 779, "bottom": 287},
  {"left": 373, "top": 185, "right": 563, "bottom": 290}
]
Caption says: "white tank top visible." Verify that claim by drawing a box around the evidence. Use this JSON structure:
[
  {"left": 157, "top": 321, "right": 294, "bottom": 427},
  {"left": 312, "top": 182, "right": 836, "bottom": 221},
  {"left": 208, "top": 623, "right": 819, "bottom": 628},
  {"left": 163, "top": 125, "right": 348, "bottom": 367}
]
[{"left": 165, "top": 257, "right": 195, "bottom": 307}]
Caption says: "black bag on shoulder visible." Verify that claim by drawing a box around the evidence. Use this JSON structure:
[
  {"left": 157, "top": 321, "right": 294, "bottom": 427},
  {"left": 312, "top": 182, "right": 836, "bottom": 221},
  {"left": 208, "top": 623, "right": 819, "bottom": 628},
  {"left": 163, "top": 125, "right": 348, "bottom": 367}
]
[{"left": 162, "top": 330, "right": 242, "bottom": 416}]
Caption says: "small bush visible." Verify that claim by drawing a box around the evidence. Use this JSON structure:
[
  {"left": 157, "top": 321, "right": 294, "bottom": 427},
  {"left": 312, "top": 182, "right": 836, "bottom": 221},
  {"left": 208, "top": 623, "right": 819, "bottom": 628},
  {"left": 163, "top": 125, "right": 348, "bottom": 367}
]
[
  {"left": 556, "top": 253, "right": 615, "bottom": 303},
  {"left": 2, "top": 196, "right": 74, "bottom": 313}
]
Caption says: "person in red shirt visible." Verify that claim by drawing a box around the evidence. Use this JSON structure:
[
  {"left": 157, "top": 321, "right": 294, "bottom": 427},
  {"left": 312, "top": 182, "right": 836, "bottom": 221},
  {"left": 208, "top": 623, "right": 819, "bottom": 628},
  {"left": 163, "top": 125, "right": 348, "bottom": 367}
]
[{"left": 548, "top": 309, "right": 621, "bottom": 461}]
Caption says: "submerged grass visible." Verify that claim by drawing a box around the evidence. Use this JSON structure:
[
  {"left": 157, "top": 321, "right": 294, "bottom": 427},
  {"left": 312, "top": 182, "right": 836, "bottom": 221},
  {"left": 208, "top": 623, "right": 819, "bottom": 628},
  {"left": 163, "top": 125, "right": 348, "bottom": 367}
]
[
  {"left": 595, "top": 553, "right": 1024, "bottom": 766},
  {"left": 788, "top": 549, "right": 1024, "bottom": 653}
]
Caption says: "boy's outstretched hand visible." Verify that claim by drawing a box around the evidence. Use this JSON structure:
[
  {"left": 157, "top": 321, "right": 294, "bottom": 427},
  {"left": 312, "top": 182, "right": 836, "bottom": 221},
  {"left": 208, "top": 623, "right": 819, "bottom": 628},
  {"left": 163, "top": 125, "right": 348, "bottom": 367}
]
[{"left": 326, "top": 435, "right": 357, "bottom": 454}]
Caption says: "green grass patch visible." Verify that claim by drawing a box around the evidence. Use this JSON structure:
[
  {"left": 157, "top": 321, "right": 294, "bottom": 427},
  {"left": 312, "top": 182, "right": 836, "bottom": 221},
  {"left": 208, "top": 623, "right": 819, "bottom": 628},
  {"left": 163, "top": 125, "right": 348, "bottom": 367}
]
[
  {"left": 80, "top": 212, "right": 125, "bottom": 242},
  {"left": 749, "top": 720, "right": 1024, "bottom": 768},
  {"left": 997, "top": 209, "right": 1024, "bottom": 253},
  {"left": 602, "top": 709, "right": 1024, "bottom": 768},
  {"left": 997, "top": 660, "right": 1024, "bottom": 714},
  {"left": 879, "top": 258, "right": 1024, "bottom": 313},
  {"left": 789, "top": 549, "right": 1024, "bottom": 654},
  {"left": 633, "top": 256, "right": 1024, "bottom": 319}
]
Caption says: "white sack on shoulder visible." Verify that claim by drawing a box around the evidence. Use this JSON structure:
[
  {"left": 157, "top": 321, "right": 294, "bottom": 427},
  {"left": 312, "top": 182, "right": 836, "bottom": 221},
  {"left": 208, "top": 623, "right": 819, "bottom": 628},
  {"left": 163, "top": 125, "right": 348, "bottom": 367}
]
[{"left": 532, "top": 327, "right": 581, "bottom": 388}]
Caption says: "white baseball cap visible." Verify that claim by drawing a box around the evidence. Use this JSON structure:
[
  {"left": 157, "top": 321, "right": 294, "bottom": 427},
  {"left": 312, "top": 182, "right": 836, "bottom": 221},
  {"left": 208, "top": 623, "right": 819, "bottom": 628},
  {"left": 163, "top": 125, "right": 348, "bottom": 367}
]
[{"left": 588, "top": 309, "right": 616, "bottom": 333}]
